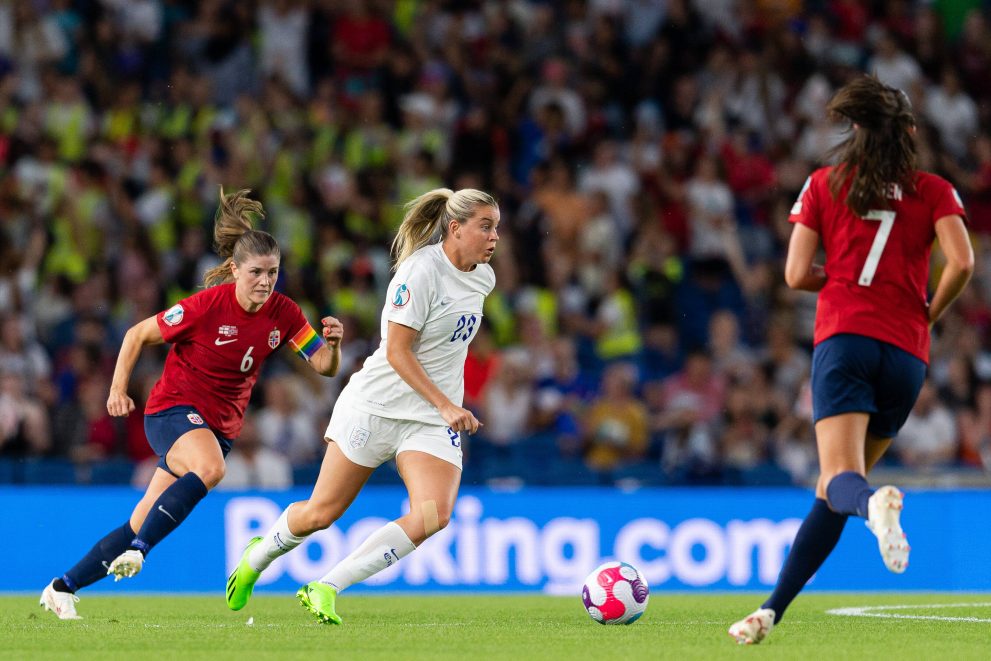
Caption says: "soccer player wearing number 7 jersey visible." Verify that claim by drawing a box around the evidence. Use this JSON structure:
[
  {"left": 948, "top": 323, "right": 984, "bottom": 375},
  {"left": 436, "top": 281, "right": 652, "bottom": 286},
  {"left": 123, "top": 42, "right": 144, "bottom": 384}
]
[
  {"left": 40, "top": 189, "right": 344, "bottom": 620},
  {"left": 226, "top": 188, "right": 499, "bottom": 624},
  {"left": 729, "top": 76, "right": 973, "bottom": 644}
]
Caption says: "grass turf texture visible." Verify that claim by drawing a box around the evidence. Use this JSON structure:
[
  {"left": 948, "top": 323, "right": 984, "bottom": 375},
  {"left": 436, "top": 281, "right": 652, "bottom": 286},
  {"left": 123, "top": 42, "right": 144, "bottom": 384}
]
[{"left": 4, "top": 593, "right": 991, "bottom": 660}]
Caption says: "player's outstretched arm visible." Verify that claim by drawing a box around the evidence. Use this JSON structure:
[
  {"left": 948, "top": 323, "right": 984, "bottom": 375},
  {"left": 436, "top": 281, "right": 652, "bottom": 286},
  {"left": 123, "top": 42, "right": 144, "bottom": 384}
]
[
  {"left": 929, "top": 214, "right": 974, "bottom": 325},
  {"left": 784, "top": 223, "right": 827, "bottom": 292},
  {"left": 107, "top": 315, "right": 164, "bottom": 417},
  {"left": 385, "top": 321, "right": 480, "bottom": 434},
  {"left": 308, "top": 316, "right": 344, "bottom": 377}
]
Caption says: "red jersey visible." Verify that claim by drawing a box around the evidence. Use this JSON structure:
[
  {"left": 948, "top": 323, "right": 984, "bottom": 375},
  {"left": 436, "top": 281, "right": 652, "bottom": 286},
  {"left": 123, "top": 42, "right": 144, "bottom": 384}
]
[
  {"left": 790, "top": 167, "right": 966, "bottom": 363},
  {"left": 145, "top": 284, "right": 311, "bottom": 438}
]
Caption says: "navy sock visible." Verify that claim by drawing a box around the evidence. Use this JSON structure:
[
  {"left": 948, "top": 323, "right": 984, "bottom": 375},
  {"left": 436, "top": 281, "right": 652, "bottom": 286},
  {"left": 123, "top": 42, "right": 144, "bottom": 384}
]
[
  {"left": 825, "top": 471, "right": 873, "bottom": 518},
  {"left": 61, "top": 522, "right": 135, "bottom": 592},
  {"left": 762, "top": 498, "right": 847, "bottom": 623},
  {"left": 131, "top": 473, "right": 209, "bottom": 555}
]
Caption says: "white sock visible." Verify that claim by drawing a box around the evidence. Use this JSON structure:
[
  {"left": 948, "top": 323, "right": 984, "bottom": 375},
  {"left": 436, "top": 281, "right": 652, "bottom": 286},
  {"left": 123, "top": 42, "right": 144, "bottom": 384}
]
[
  {"left": 319, "top": 521, "right": 416, "bottom": 591},
  {"left": 248, "top": 505, "right": 306, "bottom": 572}
]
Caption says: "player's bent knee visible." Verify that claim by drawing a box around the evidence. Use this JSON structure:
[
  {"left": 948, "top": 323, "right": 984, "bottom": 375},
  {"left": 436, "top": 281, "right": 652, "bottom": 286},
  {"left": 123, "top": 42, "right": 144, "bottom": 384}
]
[
  {"left": 435, "top": 511, "right": 452, "bottom": 532},
  {"left": 419, "top": 500, "right": 451, "bottom": 538},
  {"left": 192, "top": 463, "right": 225, "bottom": 489},
  {"left": 815, "top": 474, "right": 830, "bottom": 499}
]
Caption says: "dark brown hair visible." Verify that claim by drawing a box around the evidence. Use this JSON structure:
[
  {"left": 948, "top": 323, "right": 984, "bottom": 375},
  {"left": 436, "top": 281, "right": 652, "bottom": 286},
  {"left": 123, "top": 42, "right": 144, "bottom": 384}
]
[
  {"left": 203, "top": 188, "right": 280, "bottom": 286},
  {"left": 826, "top": 75, "right": 917, "bottom": 216}
]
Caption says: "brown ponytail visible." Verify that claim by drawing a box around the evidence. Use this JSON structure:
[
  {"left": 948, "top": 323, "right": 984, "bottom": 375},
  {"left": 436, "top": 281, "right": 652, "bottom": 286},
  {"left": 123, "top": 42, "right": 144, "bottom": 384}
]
[{"left": 203, "top": 187, "right": 280, "bottom": 286}]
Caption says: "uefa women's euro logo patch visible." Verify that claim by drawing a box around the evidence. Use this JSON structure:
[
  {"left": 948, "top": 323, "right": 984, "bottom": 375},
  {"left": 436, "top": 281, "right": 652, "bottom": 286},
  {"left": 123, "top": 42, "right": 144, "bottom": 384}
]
[
  {"left": 392, "top": 283, "right": 411, "bottom": 308},
  {"left": 163, "top": 304, "right": 184, "bottom": 326}
]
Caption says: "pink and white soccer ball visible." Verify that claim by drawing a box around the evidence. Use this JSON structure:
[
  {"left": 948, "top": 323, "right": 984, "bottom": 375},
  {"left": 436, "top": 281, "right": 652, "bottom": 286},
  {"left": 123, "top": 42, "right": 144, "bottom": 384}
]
[{"left": 581, "top": 561, "right": 649, "bottom": 625}]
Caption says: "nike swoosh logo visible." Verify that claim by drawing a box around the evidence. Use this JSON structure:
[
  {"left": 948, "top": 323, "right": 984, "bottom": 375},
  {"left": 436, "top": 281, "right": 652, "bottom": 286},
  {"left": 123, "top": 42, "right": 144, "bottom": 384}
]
[
  {"left": 215, "top": 338, "right": 238, "bottom": 346},
  {"left": 158, "top": 505, "right": 177, "bottom": 523},
  {"left": 439, "top": 298, "right": 452, "bottom": 306}
]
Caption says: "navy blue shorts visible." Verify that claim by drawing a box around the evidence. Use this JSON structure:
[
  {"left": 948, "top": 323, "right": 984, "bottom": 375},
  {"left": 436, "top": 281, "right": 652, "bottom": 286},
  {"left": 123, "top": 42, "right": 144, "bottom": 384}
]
[
  {"left": 144, "top": 406, "right": 233, "bottom": 475},
  {"left": 811, "top": 334, "right": 927, "bottom": 438}
]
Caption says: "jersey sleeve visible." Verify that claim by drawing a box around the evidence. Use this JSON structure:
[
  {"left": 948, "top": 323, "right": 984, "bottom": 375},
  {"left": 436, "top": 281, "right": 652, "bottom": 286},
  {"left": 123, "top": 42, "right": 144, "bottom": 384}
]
[
  {"left": 931, "top": 177, "right": 968, "bottom": 224},
  {"left": 282, "top": 299, "right": 323, "bottom": 362},
  {"left": 482, "top": 264, "right": 496, "bottom": 296},
  {"left": 789, "top": 172, "right": 822, "bottom": 232},
  {"left": 156, "top": 290, "right": 207, "bottom": 344},
  {"left": 384, "top": 261, "right": 433, "bottom": 331}
]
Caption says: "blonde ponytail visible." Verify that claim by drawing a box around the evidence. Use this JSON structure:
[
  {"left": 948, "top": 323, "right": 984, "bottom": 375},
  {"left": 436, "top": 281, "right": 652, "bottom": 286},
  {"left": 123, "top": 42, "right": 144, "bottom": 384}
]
[
  {"left": 392, "top": 188, "right": 452, "bottom": 269},
  {"left": 391, "top": 187, "right": 497, "bottom": 269}
]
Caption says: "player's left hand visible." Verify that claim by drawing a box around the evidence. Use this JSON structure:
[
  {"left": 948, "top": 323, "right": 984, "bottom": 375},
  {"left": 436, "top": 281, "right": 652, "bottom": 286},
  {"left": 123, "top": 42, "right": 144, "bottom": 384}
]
[{"left": 321, "top": 316, "right": 344, "bottom": 349}]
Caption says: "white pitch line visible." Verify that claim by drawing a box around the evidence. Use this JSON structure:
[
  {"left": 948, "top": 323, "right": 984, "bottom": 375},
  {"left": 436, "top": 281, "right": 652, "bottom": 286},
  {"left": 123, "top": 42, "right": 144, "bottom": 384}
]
[{"left": 827, "top": 603, "right": 991, "bottom": 623}]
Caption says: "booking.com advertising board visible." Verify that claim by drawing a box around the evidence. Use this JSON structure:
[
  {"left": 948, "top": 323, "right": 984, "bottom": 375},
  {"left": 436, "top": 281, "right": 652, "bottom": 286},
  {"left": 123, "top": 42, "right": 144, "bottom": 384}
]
[{"left": 2, "top": 487, "right": 989, "bottom": 593}]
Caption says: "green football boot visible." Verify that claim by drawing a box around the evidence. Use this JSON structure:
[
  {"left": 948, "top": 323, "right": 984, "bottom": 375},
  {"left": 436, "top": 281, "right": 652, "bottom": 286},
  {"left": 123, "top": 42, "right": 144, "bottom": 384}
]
[
  {"left": 226, "top": 536, "right": 262, "bottom": 611},
  {"left": 297, "top": 582, "right": 343, "bottom": 624}
]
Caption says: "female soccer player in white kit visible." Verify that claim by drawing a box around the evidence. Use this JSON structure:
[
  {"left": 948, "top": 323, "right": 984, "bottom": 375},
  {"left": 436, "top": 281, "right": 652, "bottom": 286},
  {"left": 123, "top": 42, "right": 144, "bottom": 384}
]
[{"left": 226, "top": 188, "right": 499, "bottom": 622}]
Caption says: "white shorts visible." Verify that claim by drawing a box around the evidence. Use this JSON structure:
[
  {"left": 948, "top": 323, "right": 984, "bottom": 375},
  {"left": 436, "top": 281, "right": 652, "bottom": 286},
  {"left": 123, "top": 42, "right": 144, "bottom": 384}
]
[{"left": 325, "top": 400, "right": 463, "bottom": 470}]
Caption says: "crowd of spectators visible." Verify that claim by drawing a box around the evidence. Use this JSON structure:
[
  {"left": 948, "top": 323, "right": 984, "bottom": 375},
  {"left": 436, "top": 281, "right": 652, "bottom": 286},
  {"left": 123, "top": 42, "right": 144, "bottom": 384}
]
[{"left": 2, "top": 0, "right": 991, "bottom": 489}]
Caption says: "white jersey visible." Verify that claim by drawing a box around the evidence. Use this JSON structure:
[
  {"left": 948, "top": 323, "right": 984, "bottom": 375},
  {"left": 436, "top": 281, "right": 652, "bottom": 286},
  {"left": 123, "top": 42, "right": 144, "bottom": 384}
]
[{"left": 342, "top": 243, "right": 495, "bottom": 425}]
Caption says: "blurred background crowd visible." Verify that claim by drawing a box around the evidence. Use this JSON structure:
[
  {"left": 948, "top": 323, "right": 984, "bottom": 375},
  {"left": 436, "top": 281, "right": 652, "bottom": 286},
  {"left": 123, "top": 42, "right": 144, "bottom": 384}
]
[{"left": 3, "top": 0, "right": 991, "bottom": 489}]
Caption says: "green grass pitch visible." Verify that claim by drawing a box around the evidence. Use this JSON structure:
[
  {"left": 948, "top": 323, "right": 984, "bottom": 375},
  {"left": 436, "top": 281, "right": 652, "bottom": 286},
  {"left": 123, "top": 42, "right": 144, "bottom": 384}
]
[{"left": 4, "top": 593, "right": 991, "bottom": 660}]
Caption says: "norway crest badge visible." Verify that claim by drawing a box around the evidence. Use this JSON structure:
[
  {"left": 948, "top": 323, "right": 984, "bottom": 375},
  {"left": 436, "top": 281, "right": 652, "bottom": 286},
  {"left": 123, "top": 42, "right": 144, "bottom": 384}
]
[{"left": 268, "top": 329, "right": 280, "bottom": 349}]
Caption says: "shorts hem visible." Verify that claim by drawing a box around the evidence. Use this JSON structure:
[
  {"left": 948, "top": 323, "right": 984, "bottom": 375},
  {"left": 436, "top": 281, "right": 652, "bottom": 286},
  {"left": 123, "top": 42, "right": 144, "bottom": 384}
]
[
  {"left": 326, "top": 437, "right": 385, "bottom": 469},
  {"left": 396, "top": 447, "right": 463, "bottom": 470},
  {"left": 865, "top": 426, "right": 899, "bottom": 440},
  {"left": 812, "top": 406, "right": 876, "bottom": 424}
]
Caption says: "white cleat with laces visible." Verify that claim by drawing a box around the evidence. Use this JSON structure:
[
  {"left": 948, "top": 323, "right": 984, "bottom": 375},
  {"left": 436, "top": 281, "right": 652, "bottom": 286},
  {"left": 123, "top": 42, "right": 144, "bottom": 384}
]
[
  {"left": 40, "top": 580, "right": 81, "bottom": 620},
  {"left": 866, "top": 485, "right": 910, "bottom": 573},
  {"left": 728, "top": 607, "right": 775, "bottom": 645},
  {"left": 107, "top": 549, "right": 145, "bottom": 581}
]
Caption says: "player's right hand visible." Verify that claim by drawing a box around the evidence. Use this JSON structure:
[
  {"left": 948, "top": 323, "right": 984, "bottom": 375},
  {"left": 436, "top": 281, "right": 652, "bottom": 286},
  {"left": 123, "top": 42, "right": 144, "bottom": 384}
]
[
  {"left": 439, "top": 403, "right": 481, "bottom": 434},
  {"left": 107, "top": 390, "right": 136, "bottom": 417}
]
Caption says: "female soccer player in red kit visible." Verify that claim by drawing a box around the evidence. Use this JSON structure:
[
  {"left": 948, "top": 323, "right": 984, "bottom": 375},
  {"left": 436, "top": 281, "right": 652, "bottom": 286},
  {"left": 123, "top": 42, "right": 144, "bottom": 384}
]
[
  {"left": 729, "top": 76, "right": 973, "bottom": 644},
  {"left": 40, "top": 189, "right": 344, "bottom": 620}
]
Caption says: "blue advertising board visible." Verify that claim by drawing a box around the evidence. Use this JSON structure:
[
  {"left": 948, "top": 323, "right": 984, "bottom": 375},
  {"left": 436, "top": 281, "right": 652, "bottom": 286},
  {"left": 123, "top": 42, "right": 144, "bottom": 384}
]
[{"left": 2, "top": 487, "right": 989, "bottom": 594}]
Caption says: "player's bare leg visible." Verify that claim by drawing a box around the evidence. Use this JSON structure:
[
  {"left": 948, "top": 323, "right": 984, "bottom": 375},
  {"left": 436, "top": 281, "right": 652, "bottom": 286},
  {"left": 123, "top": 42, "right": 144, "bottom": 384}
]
[
  {"left": 730, "top": 413, "right": 871, "bottom": 643},
  {"left": 287, "top": 441, "right": 374, "bottom": 536},
  {"left": 394, "top": 450, "right": 461, "bottom": 545},
  {"left": 814, "top": 412, "right": 870, "bottom": 504},
  {"left": 231, "top": 441, "right": 371, "bottom": 610},
  {"left": 110, "top": 430, "right": 221, "bottom": 580},
  {"left": 299, "top": 451, "right": 461, "bottom": 624}
]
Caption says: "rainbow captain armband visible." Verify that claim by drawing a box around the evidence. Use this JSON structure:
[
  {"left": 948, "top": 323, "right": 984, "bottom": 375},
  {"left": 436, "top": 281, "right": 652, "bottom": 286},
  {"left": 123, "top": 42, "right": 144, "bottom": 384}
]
[{"left": 289, "top": 325, "right": 323, "bottom": 361}]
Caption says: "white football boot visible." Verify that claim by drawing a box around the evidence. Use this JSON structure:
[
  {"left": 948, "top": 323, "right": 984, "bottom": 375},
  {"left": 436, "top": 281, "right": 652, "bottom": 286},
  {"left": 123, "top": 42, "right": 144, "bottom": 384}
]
[
  {"left": 40, "top": 580, "right": 81, "bottom": 620},
  {"left": 866, "top": 485, "right": 909, "bottom": 573},
  {"left": 728, "top": 607, "right": 775, "bottom": 644},
  {"left": 107, "top": 549, "right": 145, "bottom": 581}
]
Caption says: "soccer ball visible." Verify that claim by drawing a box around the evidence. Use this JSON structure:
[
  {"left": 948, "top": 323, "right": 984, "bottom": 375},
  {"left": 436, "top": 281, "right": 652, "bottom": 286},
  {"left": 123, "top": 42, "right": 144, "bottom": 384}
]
[{"left": 581, "top": 561, "right": 649, "bottom": 625}]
